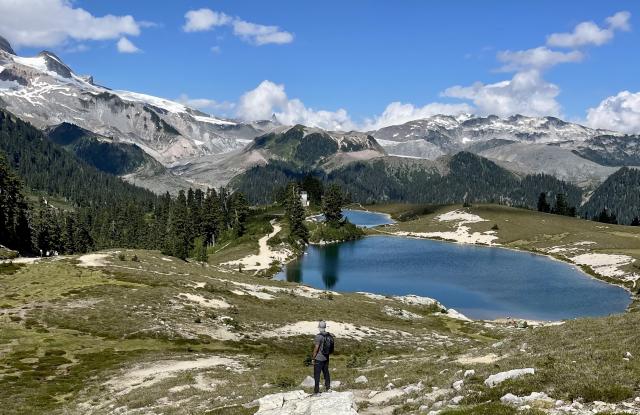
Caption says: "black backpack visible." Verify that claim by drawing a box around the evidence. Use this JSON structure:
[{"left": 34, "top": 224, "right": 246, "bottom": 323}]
[{"left": 321, "top": 333, "right": 335, "bottom": 355}]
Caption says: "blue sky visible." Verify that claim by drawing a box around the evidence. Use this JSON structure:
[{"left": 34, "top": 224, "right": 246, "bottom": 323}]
[{"left": 1, "top": 0, "right": 640, "bottom": 131}]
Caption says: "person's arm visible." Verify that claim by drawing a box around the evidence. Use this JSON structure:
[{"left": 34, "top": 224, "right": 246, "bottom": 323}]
[{"left": 312, "top": 343, "right": 320, "bottom": 360}]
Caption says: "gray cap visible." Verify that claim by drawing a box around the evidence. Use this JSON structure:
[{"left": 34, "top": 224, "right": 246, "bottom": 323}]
[{"left": 318, "top": 320, "right": 327, "bottom": 329}]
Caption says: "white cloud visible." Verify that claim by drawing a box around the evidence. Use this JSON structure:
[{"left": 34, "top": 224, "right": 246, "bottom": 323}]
[
  {"left": 497, "top": 47, "right": 583, "bottom": 72},
  {"left": 444, "top": 12, "right": 631, "bottom": 119},
  {"left": 586, "top": 91, "right": 640, "bottom": 134},
  {"left": 606, "top": 11, "right": 632, "bottom": 31},
  {"left": 183, "top": 8, "right": 293, "bottom": 46},
  {"left": 183, "top": 8, "right": 231, "bottom": 32},
  {"left": 232, "top": 20, "right": 294, "bottom": 45},
  {"left": 235, "top": 80, "right": 472, "bottom": 131},
  {"left": 0, "top": 0, "right": 143, "bottom": 48},
  {"left": 117, "top": 37, "right": 140, "bottom": 53},
  {"left": 211, "top": 46, "right": 222, "bottom": 54},
  {"left": 236, "top": 80, "right": 354, "bottom": 130},
  {"left": 177, "top": 94, "right": 235, "bottom": 114},
  {"left": 363, "top": 102, "right": 472, "bottom": 130},
  {"left": 443, "top": 70, "right": 562, "bottom": 117},
  {"left": 546, "top": 11, "right": 631, "bottom": 48}
]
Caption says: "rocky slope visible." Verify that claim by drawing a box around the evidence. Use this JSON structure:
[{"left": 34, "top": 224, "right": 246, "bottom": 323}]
[
  {"left": 371, "top": 114, "right": 640, "bottom": 188},
  {"left": 171, "top": 125, "right": 386, "bottom": 189},
  {"left": 0, "top": 36, "right": 274, "bottom": 166}
]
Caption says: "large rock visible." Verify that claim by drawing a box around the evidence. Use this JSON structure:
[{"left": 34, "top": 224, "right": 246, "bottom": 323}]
[
  {"left": 500, "top": 391, "right": 553, "bottom": 407},
  {"left": 484, "top": 368, "right": 535, "bottom": 387},
  {"left": 355, "top": 375, "right": 368, "bottom": 384},
  {"left": 252, "top": 390, "right": 358, "bottom": 415},
  {"left": 300, "top": 376, "right": 315, "bottom": 388}
]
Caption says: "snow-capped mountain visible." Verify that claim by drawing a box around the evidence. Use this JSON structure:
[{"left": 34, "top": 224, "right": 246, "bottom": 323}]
[
  {"left": 371, "top": 114, "right": 621, "bottom": 159},
  {"left": 0, "top": 36, "right": 274, "bottom": 165},
  {"left": 370, "top": 114, "right": 640, "bottom": 188}
]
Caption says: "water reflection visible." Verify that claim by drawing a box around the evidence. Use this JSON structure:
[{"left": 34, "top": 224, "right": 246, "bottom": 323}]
[
  {"left": 321, "top": 244, "right": 340, "bottom": 289},
  {"left": 286, "top": 261, "right": 302, "bottom": 283}
]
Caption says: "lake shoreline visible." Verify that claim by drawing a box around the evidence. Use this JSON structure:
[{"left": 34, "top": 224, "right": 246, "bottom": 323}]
[
  {"left": 278, "top": 209, "right": 634, "bottom": 321},
  {"left": 368, "top": 228, "right": 638, "bottom": 305}
]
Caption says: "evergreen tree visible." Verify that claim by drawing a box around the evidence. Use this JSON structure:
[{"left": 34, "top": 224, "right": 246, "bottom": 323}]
[
  {"left": 202, "top": 188, "right": 220, "bottom": 245},
  {"left": 537, "top": 192, "right": 550, "bottom": 213},
  {"left": 0, "top": 151, "right": 33, "bottom": 254},
  {"left": 285, "top": 183, "right": 309, "bottom": 243},
  {"left": 323, "top": 184, "right": 344, "bottom": 226},
  {"left": 191, "top": 236, "right": 208, "bottom": 262},
  {"left": 552, "top": 193, "right": 571, "bottom": 216},
  {"left": 231, "top": 192, "right": 249, "bottom": 237},
  {"left": 165, "top": 190, "right": 190, "bottom": 260},
  {"left": 631, "top": 217, "right": 640, "bottom": 226},
  {"left": 595, "top": 208, "right": 618, "bottom": 224}
]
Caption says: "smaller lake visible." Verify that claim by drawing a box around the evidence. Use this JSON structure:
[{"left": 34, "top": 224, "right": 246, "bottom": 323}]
[
  {"left": 312, "top": 209, "right": 395, "bottom": 228},
  {"left": 342, "top": 210, "right": 395, "bottom": 228},
  {"left": 278, "top": 212, "right": 631, "bottom": 320}
]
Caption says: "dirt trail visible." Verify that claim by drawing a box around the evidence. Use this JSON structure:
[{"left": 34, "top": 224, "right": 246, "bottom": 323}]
[{"left": 223, "top": 220, "right": 292, "bottom": 271}]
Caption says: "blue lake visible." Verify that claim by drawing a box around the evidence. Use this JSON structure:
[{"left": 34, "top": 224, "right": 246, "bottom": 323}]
[
  {"left": 278, "top": 213, "right": 630, "bottom": 320},
  {"left": 314, "top": 209, "right": 395, "bottom": 228},
  {"left": 342, "top": 209, "right": 395, "bottom": 228}
]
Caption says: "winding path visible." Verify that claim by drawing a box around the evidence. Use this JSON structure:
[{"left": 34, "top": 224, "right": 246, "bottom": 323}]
[{"left": 223, "top": 220, "right": 292, "bottom": 271}]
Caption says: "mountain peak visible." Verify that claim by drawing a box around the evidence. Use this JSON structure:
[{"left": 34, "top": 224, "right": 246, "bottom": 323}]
[
  {"left": 37, "top": 50, "right": 73, "bottom": 78},
  {"left": 0, "top": 35, "right": 15, "bottom": 55}
]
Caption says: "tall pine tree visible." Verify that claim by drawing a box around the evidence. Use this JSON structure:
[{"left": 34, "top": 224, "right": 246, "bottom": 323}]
[
  {"left": 285, "top": 183, "right": 309, "bottom": 243},
  {"left": 323, "top": 184, "right": 344, "bottom": 226}
]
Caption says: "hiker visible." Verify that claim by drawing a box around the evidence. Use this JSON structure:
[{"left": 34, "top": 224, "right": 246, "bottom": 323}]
[{"left": 311, "top": 320, "right": 334, "bottom": 394}]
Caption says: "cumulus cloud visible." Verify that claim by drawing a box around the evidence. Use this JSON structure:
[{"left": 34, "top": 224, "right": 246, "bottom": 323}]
[
  {"left": 0, "top": 0, "right": 143, "bottom": 49},
  {"left": 606, "top": 11, "right": 632, "bottom": 31},
  {"left": 116, "top": 37, "right": 140, "bottom": 53},
  {"left": 363, "top": 102, "right": 472, "bottom": 130},
  {"left": 443, "top": 70, "right": 562, "bottom": 117},
  {"left": 182, "top": 8, "right": 293, "bottom": 46},
  {"left": 586, "top": 91, "right": 640, "bottom": 134},
  {"left": 232, "top": 20, "right": 294, "bottom": 45},
  {"left": 447, "top": 11, "right": 631, "bottom": 118},
  {"left": 177, "top": 94, "right": 235, "bottom": 114},
  {"left": 183, "top": 8, "right": 231, "bottom": 32},
  {"left": 234, "top": 80, "right": 472, "bottom": 130},
  {"left": 236, "top": 81, "right": 353, "bottom": 130},
  {"left": 497, "top": 47, "right": 583, "bottom": 72},
  {"left": 546, "top": 11, "right": 631, "bottom": 48}
]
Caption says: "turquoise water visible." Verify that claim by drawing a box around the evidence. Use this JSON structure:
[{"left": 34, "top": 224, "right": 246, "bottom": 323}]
[
  {"left": 341, "top": 209, "right": 395, "bottom": 228},
  {"left": 278, "top": 213, "right": 630, "bottom": 320}
]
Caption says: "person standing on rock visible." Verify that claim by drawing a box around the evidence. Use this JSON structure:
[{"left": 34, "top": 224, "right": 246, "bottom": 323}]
[{"left": 312, "top": 320, "right": 334, "bottom": 394}]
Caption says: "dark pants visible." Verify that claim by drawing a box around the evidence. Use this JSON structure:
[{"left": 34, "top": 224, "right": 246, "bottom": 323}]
[{"left": 313, "top": 357, "right": 330, "bottom": 393}]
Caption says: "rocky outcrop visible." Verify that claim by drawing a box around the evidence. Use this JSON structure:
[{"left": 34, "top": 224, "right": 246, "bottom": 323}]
[
  {"left": 0, "top": 35, "right": 15, "bottom": 55},
  {"left": 484, "top": 368, "right": 535, "bottom": 387},
  {"left": 248, "top": 390, "right": 358, "bottom": 415}
]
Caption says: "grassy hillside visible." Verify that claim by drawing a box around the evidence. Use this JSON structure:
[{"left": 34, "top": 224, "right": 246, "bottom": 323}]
[{"left": 2, "top": 206, "right": 640, "bottom": 414}]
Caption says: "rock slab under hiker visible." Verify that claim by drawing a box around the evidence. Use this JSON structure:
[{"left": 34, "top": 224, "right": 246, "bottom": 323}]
[{"left": 251, "top": 390, "right": 358, "bottom": 415}]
